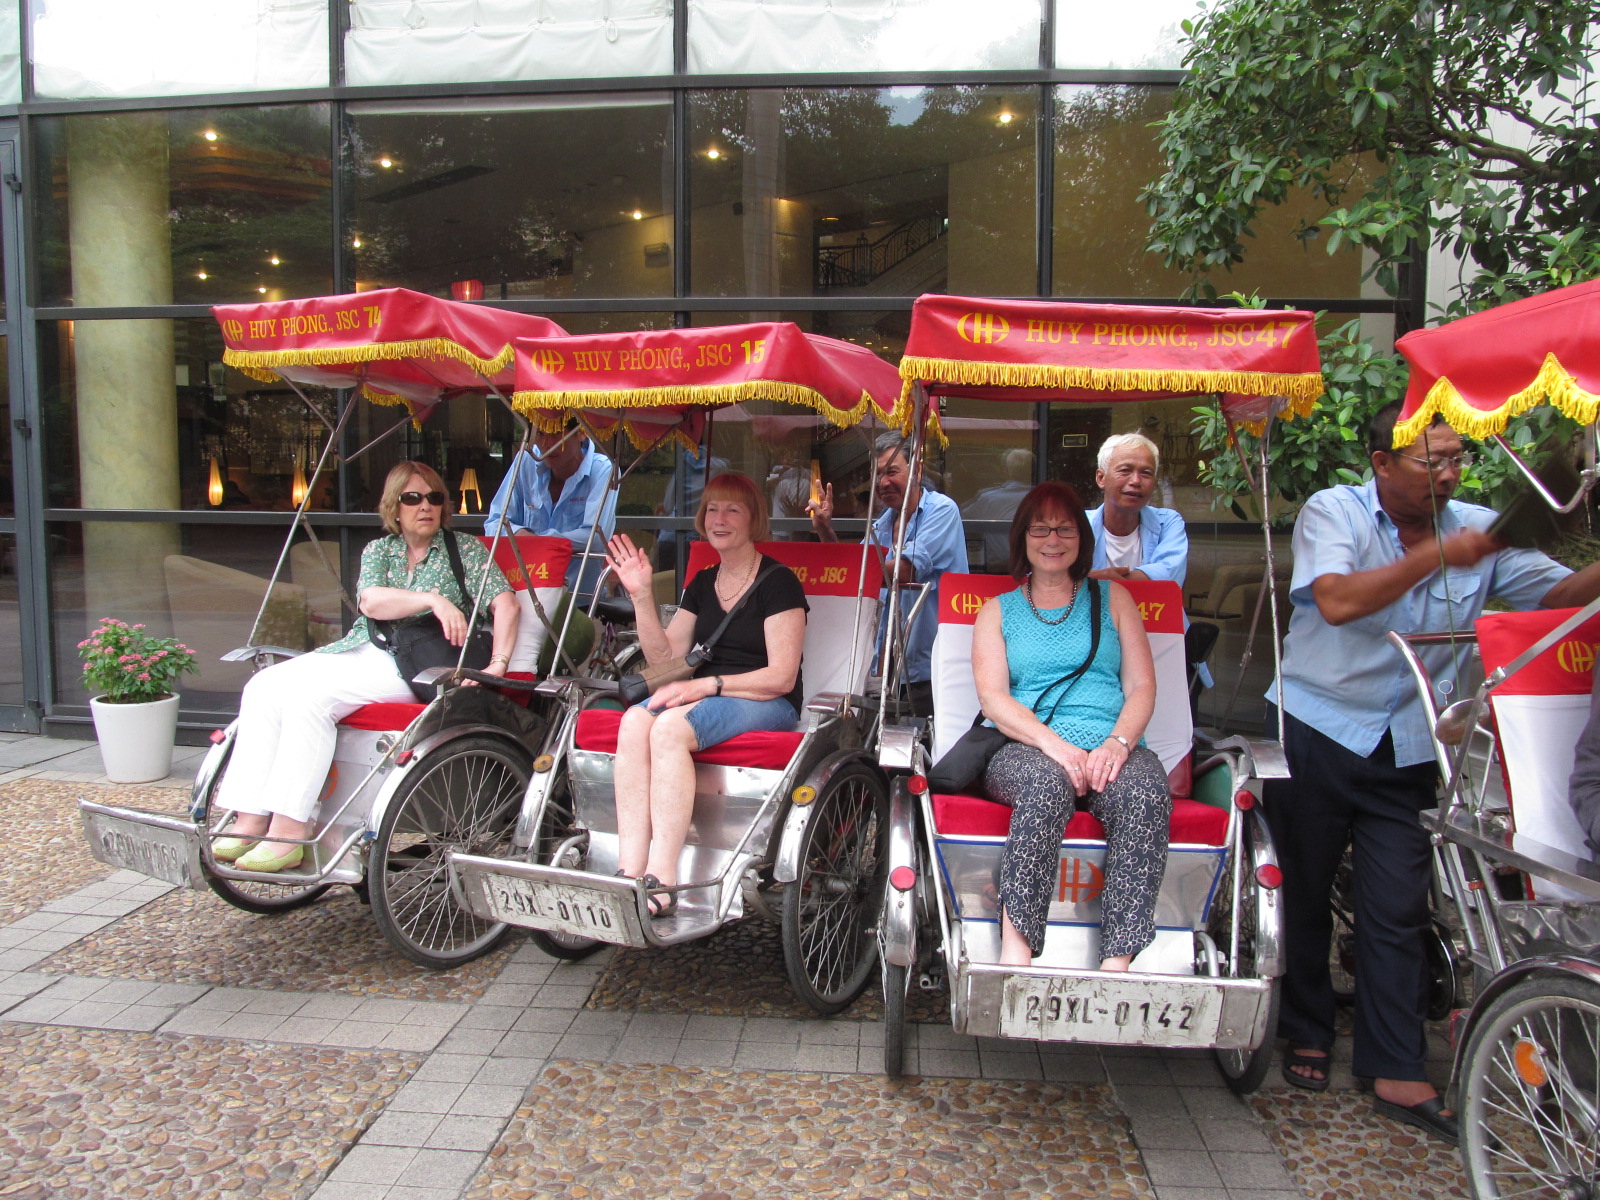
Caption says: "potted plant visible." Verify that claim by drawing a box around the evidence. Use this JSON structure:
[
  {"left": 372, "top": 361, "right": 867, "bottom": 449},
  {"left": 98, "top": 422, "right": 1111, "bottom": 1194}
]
[{"left": 79, "top": 619, "right": 199, "bottom": 783}]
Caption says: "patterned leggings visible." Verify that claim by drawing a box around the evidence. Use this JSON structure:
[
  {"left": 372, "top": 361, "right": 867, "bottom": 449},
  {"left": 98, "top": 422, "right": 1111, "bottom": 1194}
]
[{"left": 983, "top": 742, "right": 1172, "bottom": 959}]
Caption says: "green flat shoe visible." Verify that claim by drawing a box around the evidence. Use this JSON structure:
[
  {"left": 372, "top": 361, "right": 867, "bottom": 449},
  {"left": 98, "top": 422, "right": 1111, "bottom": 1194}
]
[
  {"left": 234, "top": 844, "right": 305, "bottom": 873},
  {"left": 211, "top": 837, "right": 257, "bottom": 862}
]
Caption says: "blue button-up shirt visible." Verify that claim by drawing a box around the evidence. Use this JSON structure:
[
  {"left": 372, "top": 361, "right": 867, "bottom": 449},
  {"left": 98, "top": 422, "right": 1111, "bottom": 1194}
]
[
  {"left": 871, "top": 486, "right": 969, "bottom": 684},
  {"left": 484, "top": 441, "right": 618, "bottom": 592},
  {"left": 1087, "top": 504, "right": 1189, "bottom": 586},
  {"left": 1274, "top": 479, "right": 1570, "bottom": 767}
]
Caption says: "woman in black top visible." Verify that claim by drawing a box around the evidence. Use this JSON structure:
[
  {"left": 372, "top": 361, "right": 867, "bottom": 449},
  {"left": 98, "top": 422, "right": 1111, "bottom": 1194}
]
[{"left": 606, "top": 472, "right": 808, "bottom": 919}]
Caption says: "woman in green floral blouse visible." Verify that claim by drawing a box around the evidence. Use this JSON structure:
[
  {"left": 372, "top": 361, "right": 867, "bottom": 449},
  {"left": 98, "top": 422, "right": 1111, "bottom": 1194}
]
[{"left": 211, "top": 461, "right": 520, "bottom": 874}]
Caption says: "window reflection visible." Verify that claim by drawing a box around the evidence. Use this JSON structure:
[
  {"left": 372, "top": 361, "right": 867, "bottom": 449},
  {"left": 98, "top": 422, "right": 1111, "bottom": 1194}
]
[
  {"left": 689, "top": 87, "right": 1037, "bottom": 300},
  {"left": 349, "top": 96, "right": 675, "bottom": 300},
  {"left": 34, "top": 106, "right": 334, "bottom": 307}
]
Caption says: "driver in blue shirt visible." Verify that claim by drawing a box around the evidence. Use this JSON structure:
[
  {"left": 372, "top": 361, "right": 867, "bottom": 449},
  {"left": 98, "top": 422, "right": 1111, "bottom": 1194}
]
[
  {"left": 1264, "top": 401, "right": 1600, "bottom": 1143},
  {"left": 808, "top": 430, "right": 968, "bottom": 716},
  {"left": 484, "top": 420, "right": 618, "bottom": 594}
]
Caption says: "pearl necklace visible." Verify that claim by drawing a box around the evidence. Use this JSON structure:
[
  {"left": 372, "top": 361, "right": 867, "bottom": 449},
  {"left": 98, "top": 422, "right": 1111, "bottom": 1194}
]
[
  {"left": 715, "top": 555, "right": 759, "bottom": 606},
  {"left": 1024, "top": 576, "right": 1078, "bottom": 625}
]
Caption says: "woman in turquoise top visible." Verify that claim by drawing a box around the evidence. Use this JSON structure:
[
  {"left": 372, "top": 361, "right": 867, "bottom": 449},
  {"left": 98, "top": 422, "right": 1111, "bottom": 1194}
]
[
  {"left": 971, "top": 482, "right": 1172, "bottom": 970},
  {"left": 211, "top": 461, "right": 519, "bottom": 874}
]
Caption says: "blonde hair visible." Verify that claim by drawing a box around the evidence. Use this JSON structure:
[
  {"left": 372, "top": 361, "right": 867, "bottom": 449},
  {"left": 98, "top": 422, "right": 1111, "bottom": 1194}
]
[
  {"left": 378, "top": 461, "right": 450, "bottom": 536},
  {"left": 694, "top": 472, "right": 770, "bottom": 542}
]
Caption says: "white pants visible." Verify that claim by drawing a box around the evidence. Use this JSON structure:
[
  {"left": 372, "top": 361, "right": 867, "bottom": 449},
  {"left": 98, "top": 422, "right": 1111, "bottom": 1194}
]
[{"left": 216, "top": 642, "right": 416, "bottom": 824}]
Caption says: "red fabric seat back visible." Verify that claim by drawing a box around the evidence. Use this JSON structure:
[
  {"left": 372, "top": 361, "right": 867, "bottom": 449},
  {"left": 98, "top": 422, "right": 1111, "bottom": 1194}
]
[
  {"left": 930, "top": 792, "right": 1227, "bottom": 847},
  {"left": 575, "top": 707, "right": 803, "bottom": 770},
  {"left": 339, "top": 702, "right": 426, "bottom": 732}
]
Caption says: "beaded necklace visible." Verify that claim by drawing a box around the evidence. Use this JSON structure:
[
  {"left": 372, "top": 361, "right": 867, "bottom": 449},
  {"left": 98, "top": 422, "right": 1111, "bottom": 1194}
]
[{"left": 1024, "top": 576, "right": 1078, "bottom": 625}]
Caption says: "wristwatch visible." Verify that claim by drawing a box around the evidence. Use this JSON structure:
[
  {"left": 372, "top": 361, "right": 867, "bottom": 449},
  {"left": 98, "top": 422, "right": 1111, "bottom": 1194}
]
[
  {"left": 1105, "top": 733, "right": 1132, "bottom": 751},
  {"left": 714, "top": 676, "right": 724, "bottom": 695}
]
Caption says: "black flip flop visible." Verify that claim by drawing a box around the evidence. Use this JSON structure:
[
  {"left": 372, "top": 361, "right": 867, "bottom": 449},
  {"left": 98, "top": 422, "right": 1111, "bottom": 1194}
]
[
  {"left": 1282, "top": 1043, "right": 1331, "bottom": 1092},
  {"left": 1373, "top": 1094, "right": 1459, "bottom": 1145}
]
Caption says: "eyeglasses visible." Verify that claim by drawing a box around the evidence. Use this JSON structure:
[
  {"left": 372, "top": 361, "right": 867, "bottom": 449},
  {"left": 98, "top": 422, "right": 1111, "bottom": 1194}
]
[
  {"left": 1395, "top": 451, "right": 1475, "bottom": 472},
  {"left": 1026, "top": 524, "right": 1081, "bottom": 540},
  {"left": 399, "top": 490, "right": 446, "bottom": 507}
]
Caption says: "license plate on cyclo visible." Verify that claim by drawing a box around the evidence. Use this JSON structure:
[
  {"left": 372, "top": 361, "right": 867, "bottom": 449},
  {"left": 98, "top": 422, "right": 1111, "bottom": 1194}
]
[
  {"left": 483, "top": 876, "right": 626, "bottom": 939},
  {"left": 999, "top": 974, "right": 1219, "bottom": 1046}
]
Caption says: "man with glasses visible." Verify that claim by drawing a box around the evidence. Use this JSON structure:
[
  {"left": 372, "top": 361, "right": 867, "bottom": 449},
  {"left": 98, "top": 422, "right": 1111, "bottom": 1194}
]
[
  {"left": 1264, "top": 401, "right": 1600, "bottom": 1143},
  {"left": 485, "top": 419, "right": 618, "bottom": 594},
  {"left": 809, "top": 431, "right": 968, "bottom": 717}
]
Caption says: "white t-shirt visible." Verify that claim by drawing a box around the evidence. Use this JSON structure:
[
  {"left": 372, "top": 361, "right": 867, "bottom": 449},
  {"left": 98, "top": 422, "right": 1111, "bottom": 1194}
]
[{"left": 1104, "top": 527, "right": 1142, "bottom": 570}]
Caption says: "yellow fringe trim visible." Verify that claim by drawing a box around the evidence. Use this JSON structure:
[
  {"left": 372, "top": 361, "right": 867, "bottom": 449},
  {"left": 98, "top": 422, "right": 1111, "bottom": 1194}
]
[
  {"left": 222, "top": 338, "right": 515, "bottom": 381},
  {"left": 1392, "top": 352, "right": 1600, "bottom": 447},
  {"left": 898, "top": 358, "right": 1325, "bottom": 420},
  {"left": 511, "top": 379, "right": 911, "bottom": 434}
]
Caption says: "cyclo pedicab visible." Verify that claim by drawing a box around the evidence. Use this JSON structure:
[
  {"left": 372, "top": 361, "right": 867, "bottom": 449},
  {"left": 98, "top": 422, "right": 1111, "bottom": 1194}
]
[
  {"left": 877, "top": 293, "right": 1327, "bottom": 1087},
  {"left": 1378, "top": 277, "right": 1600, "bottom": 1197},
  {"left": 446, "top": 321, "right": 922, "bottom": 1013},
  {"left": 74, "top": 288, "right": 633, "bottom": 969}
]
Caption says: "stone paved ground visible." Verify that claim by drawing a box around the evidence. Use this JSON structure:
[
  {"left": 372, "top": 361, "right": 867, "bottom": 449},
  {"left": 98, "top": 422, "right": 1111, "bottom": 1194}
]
[{"left": 0, "top": 734, "right": 1475, "bottom": 1200}]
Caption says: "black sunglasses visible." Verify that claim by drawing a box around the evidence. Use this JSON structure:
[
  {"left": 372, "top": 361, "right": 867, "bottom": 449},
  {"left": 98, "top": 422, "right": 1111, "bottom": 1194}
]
[{"left": 399, "top": 490, "right": 446, "bottom": 507}]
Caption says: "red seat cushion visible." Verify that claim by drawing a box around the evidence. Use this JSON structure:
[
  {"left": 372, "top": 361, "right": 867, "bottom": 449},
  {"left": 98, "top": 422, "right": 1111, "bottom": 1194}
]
[
  {"left": 575, "top": 708, "right": 803, "bottom": 770},
  {"left": 931, "top": 792, "right": 1228, "bottom": 847},
  {"left": 340, "top": 702, "right": 426, "bottom": 731}
]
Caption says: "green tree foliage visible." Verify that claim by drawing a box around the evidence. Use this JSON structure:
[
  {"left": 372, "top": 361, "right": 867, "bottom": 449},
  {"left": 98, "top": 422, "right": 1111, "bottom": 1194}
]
[
  {"left": 1143, "top": 0, "right": 1600, "bottom": 309},
  {"left": 1146, "top": 0, "right": 1600, "bottom": 514}
]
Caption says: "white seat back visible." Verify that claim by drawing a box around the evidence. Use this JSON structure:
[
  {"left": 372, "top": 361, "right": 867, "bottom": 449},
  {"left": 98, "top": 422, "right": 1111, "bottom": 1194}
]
[
  {"left": 930, "top": 574, "right": 1191, "bottom": 775},
  {"left": 1477, "top": 607, "right": 1600, "bottom": 899},
  {"left": 685, "top": 541, "right": 884, "bottom": 705}
]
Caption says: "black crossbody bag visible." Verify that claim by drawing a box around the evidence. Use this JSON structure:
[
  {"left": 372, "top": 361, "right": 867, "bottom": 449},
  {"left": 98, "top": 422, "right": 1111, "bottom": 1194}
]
[
  {"left": 926, "top": 579, "right": 1103, "bottom": 794},
  {"left": 368, "top": 531, "right": 495, "bottom": 701}
]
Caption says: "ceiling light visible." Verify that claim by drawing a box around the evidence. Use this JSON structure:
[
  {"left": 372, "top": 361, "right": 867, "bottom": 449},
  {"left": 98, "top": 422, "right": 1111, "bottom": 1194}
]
[
  {"left": 707, "top": 148, "right": 721, "bottom": 160},
  {"left": 202, "top": 129, "right": 219, "bottom": 142},
  {"left": 268, "top": 255, "right": 280, "bottom": 266},
  {"left": 257, "top": 286, "right": 267, "bottom": 294},
  {"left": 998, "top": 110, "right": 1014, "bottom": 125},
  {"left": 196, "top": 270, "right": 207, "bottom": 280},
  {"left": 631, "top": 210, "right": 643, "bottom": 220},
  {"left": 379, "top": 156, "right": 393, "bottom": 168},
  {"left": 352, "top": 236, "right": 363, "bottom": 249}
]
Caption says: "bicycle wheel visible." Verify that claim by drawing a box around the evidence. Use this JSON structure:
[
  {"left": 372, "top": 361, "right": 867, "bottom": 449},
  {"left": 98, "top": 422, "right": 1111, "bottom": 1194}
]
[
  {"left": 369, "top": 735, "right": 530, "bottom": 969},
  {"left": 781, "top": 760, "right": 889, "bottom": 1015},
  {"left": 883, "top": 959, "right": 910, "bottom": 1077},
  {"left": 1208, "top": 825, "right": 1282, "bottom": 1093},
  {"left": 1461, "top": 973, "right": 1600, "bottom": 1199}
]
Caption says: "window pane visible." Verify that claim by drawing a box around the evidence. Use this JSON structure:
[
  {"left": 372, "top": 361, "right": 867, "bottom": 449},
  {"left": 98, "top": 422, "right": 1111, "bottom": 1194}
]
[
  {"left": 29, "top": 0, "right": 328, "bottom": 100},
  {"left": 0, "top": 4, "right": 19, "bottom": 104},
  {"left": 690, "top": 87, "right": 1037, "bottom": 298},
  {"left": 1054, "top": 0, "right": 1200, "bottom": 70},
  {"left": 346, "top": 0, "right": 672, "bottom": 86},
  {"left": 48, "top": 519, "right": 376, "bottom": 712},
  {"left": 0, "top": 534, "right": 18, "bottom": 706},
  {"left": 41, "top": 317, "right": 341, "bottom": 514},
  {"left": 34, "top": 106, "right": 334, "bottom": 307},
  {"left": 690, "top": 0, "right": 1042, "bottom": 73},
  {"left": 350, "top": 97, "right": 675, "bottom": 300},
  {"left": 1053, "top": 86, "right": 1382, "bottom": 300}
]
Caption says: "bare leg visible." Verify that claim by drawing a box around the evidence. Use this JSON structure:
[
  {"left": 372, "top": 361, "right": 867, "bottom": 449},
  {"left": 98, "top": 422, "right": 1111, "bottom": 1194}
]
[
  {"left": 223, "top": 814, "right": 270, "bottom": 838},
  {"left": 999, "top": 910, "right": 1033, "bottom": 967},
  {"left": 1100, "top": 954, "right": 1133, "bottom": 972},
  {"left": 642, "top": 709, "right": 700, "bottom": 891},
  {"left": 613, "top": 706, "right": 656, "bottom": 877}
]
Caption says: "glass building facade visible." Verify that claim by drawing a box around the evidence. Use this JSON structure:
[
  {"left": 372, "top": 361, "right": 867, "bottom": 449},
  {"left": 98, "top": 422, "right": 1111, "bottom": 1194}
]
[{"left": 0, "top": 0, "right": 1409, "bottom": 734}]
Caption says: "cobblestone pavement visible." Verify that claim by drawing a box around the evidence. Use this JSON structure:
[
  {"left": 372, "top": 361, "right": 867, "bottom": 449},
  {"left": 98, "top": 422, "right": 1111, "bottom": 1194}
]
[{"left": 0, "top": 735, "right": 1475, "bottom": 1200}]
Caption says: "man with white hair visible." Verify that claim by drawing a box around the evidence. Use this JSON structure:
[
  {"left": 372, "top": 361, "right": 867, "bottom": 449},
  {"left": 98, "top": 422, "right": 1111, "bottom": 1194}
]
[{"left": 1086, "top": 431, "right": 1188, "bottom": 585}]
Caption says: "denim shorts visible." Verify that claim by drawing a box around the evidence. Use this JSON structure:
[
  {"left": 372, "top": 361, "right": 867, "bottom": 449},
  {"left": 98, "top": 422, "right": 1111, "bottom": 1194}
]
[{"left": 638, "top": 693, "right": 798, "bottom": 750}]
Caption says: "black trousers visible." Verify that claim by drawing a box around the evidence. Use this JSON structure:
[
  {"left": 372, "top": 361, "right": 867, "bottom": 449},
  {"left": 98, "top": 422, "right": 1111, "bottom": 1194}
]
[{"left": 1263, "top": 711, "right": 1438, "bottom": 1081}]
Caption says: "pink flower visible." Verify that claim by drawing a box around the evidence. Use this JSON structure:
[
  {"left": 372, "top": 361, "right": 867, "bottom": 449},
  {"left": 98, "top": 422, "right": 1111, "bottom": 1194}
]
[{"left": 138, "top": 672, "right": 150, "bottom": 681}]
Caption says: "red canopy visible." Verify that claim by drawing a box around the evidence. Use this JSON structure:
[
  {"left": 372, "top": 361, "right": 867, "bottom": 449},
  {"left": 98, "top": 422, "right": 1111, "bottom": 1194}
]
[
  {"left": 510, "top": 322, "right": 908, "bottom": 449},
  {"left": 1395, "top": 278, "right": 1600, "bottom": 447},
  {"left": 214, "top": 288, "right": 566, "bottom": 420},
  {"left": 899, "top": 294, "right": 1325, "bottom": 428}
]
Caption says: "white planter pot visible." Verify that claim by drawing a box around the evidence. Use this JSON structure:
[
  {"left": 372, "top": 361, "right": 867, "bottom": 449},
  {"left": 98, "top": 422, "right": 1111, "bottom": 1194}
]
[{"left": 89, "top": 693, "right": 181, "bottom": 783}]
